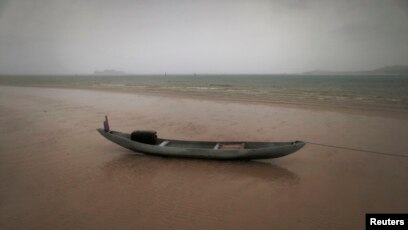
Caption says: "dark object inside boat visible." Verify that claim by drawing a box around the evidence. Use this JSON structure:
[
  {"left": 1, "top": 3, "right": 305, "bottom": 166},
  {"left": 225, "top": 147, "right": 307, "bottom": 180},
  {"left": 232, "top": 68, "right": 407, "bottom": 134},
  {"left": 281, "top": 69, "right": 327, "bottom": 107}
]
[{"left": 130, "top": 130, "right": 157, "bottom": 145}]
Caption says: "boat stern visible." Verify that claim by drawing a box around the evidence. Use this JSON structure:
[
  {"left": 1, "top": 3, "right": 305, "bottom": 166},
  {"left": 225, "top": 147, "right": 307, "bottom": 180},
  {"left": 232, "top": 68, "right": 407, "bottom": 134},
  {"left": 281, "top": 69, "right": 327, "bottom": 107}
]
[
  {"left": 97, "top": 128, "right": 107, "bottom": 135},
  {"left": 97, "top": 128, "right": 113, "bottom": 140}
]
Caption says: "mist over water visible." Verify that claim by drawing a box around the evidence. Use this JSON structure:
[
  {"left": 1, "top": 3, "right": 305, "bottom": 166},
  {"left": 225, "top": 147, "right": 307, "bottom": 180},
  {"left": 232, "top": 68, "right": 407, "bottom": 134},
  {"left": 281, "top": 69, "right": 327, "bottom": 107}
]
[{"left": 0, "top": 0, "right": 407, "bottom": 74}]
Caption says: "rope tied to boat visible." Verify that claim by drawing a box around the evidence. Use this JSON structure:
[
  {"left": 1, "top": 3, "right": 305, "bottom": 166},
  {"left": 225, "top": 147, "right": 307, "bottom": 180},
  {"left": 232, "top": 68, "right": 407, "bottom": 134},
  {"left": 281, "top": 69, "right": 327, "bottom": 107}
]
[{"left": 304, "top": 141, "right": 408, "bottom": 158}]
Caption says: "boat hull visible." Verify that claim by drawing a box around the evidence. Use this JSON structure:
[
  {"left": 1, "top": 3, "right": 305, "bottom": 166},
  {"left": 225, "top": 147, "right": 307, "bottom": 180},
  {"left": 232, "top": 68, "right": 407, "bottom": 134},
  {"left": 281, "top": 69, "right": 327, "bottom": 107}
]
[{"left": 97, "top": 129, "right": 305, "bottom": 160}]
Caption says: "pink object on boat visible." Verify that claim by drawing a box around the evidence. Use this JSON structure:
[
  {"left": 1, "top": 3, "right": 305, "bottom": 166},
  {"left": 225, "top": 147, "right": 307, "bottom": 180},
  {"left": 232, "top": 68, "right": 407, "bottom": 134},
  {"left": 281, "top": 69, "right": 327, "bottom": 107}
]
[{"left": 103, "top": 115, "right": 110, "bottom": 132}]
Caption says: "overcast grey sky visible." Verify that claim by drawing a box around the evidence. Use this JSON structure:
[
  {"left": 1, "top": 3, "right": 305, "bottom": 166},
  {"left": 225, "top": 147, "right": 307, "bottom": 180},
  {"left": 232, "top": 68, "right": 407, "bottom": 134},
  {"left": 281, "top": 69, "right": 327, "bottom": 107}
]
[{"left": 0, "top": 0, "right": 407, "bottom": 74}]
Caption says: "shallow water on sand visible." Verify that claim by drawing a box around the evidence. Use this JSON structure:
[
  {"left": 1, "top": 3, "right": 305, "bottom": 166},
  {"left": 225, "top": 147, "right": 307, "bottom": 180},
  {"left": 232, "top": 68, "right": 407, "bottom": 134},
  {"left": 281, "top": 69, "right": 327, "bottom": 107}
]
[
  {"left": 1, "top": 74, "right": 408, "bottom": 111},
  {"left": 0, "top": 86, "right": 407, "bottom": 229}
]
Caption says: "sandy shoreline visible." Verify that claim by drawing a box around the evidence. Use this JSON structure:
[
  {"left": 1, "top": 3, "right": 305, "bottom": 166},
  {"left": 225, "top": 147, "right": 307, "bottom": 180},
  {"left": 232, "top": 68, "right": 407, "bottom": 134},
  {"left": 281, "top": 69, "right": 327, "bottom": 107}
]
[
  {"left": 1, "top": 85, "right": 407, "bottom": 229},
  {"left": 2, "top": 83, "right": 408, "bottom": 120}
]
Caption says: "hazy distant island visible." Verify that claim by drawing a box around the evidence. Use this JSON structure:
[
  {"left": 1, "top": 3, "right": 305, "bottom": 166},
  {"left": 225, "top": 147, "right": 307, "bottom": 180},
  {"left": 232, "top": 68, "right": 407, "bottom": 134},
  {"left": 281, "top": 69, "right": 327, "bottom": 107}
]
[
  {"left": 302, "top": 65, "right": 408, "bottom": 75},
  {"left": 94, "top": 69, "right": 126, "bottom": 75},
  {"left": 91, "top": 66, "right": 408, "bottom": 76}
]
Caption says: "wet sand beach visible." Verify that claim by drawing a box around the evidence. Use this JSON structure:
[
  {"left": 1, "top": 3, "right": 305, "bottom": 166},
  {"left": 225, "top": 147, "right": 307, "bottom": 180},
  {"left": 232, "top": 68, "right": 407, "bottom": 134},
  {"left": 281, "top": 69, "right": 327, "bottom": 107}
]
[{"left": 0, "top": 85, "right": 407, "bottom": 229}]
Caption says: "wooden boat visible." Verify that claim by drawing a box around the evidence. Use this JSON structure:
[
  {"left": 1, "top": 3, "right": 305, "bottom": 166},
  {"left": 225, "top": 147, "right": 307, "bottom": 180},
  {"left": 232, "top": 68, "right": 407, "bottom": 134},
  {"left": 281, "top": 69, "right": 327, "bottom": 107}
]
[{"left": 97, "top": 117, "right": 305, "bottom": 160}]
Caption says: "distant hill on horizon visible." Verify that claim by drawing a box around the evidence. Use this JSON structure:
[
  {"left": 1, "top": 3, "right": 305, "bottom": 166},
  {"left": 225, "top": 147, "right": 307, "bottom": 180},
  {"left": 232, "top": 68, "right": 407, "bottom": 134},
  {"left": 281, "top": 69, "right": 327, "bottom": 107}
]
[
  {"left": 94, "top": 69, "right": 126, "bottom": 75},
  {"left": 302, "top": 65, "right": 408, "bottom": 75},
  {"left": 91, "top": 65, "right": 408, "bottom": 76}
]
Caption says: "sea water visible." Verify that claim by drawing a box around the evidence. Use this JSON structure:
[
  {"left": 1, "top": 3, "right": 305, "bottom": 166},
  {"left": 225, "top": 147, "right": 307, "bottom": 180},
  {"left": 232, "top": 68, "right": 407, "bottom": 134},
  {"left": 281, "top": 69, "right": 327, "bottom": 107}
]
[{"left": 1, "top": 74, "right": 407, "bottom": 110}]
